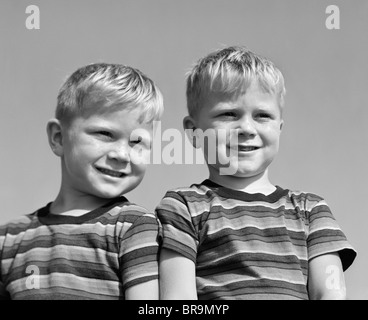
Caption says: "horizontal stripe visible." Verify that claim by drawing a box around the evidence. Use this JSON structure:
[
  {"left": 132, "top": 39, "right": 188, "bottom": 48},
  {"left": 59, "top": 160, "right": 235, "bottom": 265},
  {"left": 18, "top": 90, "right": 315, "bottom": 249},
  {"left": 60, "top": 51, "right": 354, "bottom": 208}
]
[
  {"left": 198, "top": 240, "right": 309, "bottom": 262},
  {"left": 156, "top": 180, "right": 356, "bottom": 300},
  {"left": 0, "top": 199, "right": 160, "bottom": 299},
  {"left": 198, "top": 253, "right": 307, "bottom": 274},
  {"left": 7, "top": 273, "right": 121, "bottom": 297},
  {"left": 2, "top": 245, "right": 118, "bottom": 269},
  {"left": 7, "top": 258, "right": 119, "bottom": 282},
  {"left": 12, "top": 288, "right": 119, "bottom": 300},
  {"left": 197, "top": 271, "right": 306, "bottom": 290},
  {"left": 199, "top": 279, "right": 307, "bottom": 300}
]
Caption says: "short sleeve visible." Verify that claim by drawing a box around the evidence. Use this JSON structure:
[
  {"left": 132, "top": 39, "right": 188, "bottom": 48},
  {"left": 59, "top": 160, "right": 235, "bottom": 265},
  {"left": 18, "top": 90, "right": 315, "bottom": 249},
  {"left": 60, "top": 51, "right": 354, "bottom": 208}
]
[
  {"left": 155, "top": 191, "right": 199, "bottom": 262},
  {"left": 307, "top": 198, "right": 357, "bottom": 271},
  {"left": 119, "top": 210, "right": 160, "bottom": 291}
]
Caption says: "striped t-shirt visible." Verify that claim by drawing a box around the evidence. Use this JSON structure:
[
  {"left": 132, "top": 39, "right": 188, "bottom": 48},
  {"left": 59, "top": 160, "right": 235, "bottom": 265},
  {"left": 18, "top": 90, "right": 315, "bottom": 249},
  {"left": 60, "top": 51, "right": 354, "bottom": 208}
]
[
  {"left": 0, "top": 197, "right": 160, "bottom": 300},
  {"left": 156, "top": 180, "right": 357, "bottom": 300}
]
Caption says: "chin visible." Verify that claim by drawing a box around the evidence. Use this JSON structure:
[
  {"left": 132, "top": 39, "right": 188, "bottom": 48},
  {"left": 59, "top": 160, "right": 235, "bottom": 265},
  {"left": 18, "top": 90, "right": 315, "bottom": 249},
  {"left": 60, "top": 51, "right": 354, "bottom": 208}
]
[
  {"left": 92, "top": 187, "right": 130, "bottom": 199},
  {"left": 223, "top": 165, "right": 260, "bottom": 177},
  {"left": 92, "top": 192, "right": 123, "bottom": 200}
]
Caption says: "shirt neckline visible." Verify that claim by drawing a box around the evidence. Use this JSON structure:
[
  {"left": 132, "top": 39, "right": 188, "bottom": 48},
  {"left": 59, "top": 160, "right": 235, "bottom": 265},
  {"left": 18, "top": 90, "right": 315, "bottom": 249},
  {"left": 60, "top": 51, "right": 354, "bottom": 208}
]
[
  {"left": 201, "top": 179, "right": 289, "bottom": 203},
  {"left": 36, "top": 196, "right": 128, "bottom": 225}
]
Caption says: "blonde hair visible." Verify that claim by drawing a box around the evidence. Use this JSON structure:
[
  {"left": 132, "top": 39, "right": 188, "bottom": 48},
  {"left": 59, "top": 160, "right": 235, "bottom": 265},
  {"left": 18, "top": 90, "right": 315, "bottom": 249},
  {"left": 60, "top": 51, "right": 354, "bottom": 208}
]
[
  {"left": 56, "top": 63, "right": 163, "bottom": 125},
  {"left": 186, "top": 46, "right": 286, "bottom": 116}
]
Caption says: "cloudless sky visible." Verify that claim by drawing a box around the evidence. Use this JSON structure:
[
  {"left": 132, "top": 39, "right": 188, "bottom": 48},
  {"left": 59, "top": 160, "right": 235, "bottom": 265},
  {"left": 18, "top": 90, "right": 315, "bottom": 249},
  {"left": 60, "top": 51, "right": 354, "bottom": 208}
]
[{"left": 1, "top": 0, "right": 367, "bottom": 299}]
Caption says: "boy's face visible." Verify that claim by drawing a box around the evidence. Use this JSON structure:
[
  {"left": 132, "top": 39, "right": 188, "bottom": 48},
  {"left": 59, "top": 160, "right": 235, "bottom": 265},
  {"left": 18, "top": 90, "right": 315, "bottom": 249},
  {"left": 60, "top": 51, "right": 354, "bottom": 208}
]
[
  {"left": 59, "top": 106, "right": 152, "bottom": 201},
  {"left": 189, "top": 80, "right": 283, "bottom": 181}
]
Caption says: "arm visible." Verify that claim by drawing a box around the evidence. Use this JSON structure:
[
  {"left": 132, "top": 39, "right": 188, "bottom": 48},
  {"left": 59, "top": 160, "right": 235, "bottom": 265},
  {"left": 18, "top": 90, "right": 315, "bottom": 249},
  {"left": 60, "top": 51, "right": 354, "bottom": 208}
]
[
  {"left": 125, "top": 279, "right": 159, "bottom": 300},
  {"left": 119, "top": 208, "right": 161, "bottom": 300},
  {"left": 159, "top": 249, "right": 197, "bottom": 300},
  {"left": 308, "top": 252, "right": 346, "bottom": 300}
]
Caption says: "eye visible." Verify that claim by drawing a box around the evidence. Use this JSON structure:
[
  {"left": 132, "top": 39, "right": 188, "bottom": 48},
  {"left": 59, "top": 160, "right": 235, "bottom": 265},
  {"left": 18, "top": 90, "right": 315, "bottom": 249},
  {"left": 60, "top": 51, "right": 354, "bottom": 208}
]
[
  {"left": 256, "top": 112, "right": 272, "bottom": 120},
  {"left": 218, "top": 111, "right": 237, "bottom": 118},
  {"left": 130, "top": 136, "right": 143, "bottom": 145},
  {"left": 95, "top": 131, "right": 113, "bottom": 139}
]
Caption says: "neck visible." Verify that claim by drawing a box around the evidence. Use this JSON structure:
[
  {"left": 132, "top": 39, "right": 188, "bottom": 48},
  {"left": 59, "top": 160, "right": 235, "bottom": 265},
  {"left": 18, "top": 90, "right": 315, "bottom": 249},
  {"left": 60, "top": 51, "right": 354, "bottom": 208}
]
[
  {"left": 51, "top": 189, "right": 114, "bottom": 216},
  {"left": 208, "top": 168, "right": 276, "bottom": 195}
]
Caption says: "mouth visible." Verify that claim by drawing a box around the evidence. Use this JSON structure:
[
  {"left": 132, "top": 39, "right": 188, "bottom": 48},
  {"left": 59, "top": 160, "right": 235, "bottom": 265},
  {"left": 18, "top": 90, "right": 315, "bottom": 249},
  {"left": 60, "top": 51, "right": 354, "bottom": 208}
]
[
  {"left": 238, "top": 146, "right": 260, "bottom": 152},
  {"left": 228, "top": 145, "right": 260, "bottom": 152},
  {"left": 96, "top": 167, "right": 126, "bottom": 178}
]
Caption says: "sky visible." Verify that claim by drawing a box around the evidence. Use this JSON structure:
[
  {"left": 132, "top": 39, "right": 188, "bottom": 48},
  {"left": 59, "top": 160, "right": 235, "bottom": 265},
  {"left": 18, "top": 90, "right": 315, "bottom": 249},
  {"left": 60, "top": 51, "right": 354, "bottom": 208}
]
[{"left": 0, "top": 0, "right": 367, "bottom": 299}]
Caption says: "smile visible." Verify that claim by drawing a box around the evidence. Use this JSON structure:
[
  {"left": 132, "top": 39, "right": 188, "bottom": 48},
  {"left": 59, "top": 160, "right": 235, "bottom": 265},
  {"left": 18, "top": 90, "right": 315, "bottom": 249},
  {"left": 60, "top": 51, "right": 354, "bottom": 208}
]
[
  {"left": 238, "top": 146, "right": 259, "bottom": 152},
  {"left": 96, "top": 167, "right": 126, "bottom": 178},
  {"left": 228, "top": 145, "right": 260, "bottom": 152}
]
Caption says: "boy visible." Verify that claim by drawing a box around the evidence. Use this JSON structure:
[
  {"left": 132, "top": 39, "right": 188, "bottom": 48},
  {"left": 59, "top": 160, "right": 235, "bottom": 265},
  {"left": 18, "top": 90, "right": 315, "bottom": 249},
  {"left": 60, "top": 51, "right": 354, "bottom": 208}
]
[
  {"left": 156, "top": 46, "right": 356, "bottom": 300},
  {"left": 0, "top": 63, "right": 163, "bottom": 299}
]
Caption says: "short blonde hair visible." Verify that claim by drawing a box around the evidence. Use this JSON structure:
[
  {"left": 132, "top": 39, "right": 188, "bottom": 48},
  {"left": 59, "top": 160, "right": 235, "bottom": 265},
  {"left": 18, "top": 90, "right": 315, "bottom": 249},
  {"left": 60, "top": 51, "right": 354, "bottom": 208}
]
[
  {"left": 186, "top": 46, "right": 286, "bottom": 116},
  {"left": 56, "top": 63, "right": 163, "bottom": 125}
]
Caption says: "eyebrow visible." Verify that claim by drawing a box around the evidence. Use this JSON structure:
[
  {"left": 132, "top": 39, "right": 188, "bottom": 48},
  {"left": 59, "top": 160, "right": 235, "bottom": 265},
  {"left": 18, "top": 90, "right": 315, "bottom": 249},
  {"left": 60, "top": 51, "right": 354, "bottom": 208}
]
[
  {"left": 86, "top": 123, "right": 115, "bottom": 130},
  {"left": 210, "top": 102, "right": 238, "bottom": 111}
]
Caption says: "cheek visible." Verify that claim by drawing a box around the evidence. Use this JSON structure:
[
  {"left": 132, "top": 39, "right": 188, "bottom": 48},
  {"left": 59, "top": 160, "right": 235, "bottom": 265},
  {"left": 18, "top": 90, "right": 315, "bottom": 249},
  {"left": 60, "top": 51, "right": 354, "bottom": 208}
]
[
  {"left": 197, "top": 116, "right": 222, "bottom": 131},
  {"left": 262, "top": 125, "right": 281, "bottom": 144},
  {"left": 69, "top": 143, "right": 99, "bottom": 161},
  {"left": 132, "top": 162, "right": 148, "bottom": 178},
  {"left": 129, "top": 147, "right": 150, "bottom": 170}
]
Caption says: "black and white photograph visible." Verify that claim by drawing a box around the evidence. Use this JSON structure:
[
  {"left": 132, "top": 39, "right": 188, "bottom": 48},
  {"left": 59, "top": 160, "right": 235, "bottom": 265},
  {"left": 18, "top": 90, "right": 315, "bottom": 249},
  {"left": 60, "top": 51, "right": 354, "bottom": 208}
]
[{"left": 0, "top": 0, "right": 367, "bottom": 304}]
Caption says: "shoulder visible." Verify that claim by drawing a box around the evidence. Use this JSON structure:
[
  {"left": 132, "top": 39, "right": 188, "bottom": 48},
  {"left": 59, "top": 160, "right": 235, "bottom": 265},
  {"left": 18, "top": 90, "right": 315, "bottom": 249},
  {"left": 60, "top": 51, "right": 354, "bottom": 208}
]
[
  {"left": 110, "top": 201, "right": 159, "bottom": 235},
  {"left": 118, "top": 201, "right": 151, "bottom": 215},
  {"left": 109, "top": 201, "right": 159, "bottom": 240},
  {"left": 156, "top": 182, "right": 216, "bottom": 212},
  {"left": 0, "top": 209, "right": 42, "bottom": 255},
  {"left": 160, "top": 182, "right": 216, "bottom": 202},
  {"left": 0, "top": 209, "right": 40, "bottom": 236},
  {"left": 155, "top": 182, "right": 225, "bottom": 227},
  {"left": 281, "top": 188, "right": 328, "bottom": 210},
  {"left": 286, "top": 189, "right": 325, "bottom": 201},
  {"left": 112, "top": 200, "right": 157, "bottom": 223}
]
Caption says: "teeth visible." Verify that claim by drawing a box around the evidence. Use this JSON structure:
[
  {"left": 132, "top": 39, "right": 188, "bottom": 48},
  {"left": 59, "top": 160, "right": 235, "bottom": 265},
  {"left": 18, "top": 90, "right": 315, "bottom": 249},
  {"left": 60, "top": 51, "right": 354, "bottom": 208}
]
[
  {"left": 239, "top": 146, "right": 257, "bottom": 151},
  {"left": 98, "top": 168, "right": 123, "bottom": 177}
]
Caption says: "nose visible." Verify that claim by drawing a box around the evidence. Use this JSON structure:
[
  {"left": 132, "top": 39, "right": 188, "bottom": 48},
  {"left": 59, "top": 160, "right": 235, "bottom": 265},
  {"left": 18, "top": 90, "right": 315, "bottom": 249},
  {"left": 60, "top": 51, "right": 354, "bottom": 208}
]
[
  {"left": 107, "top": 142, "right": 130, "bottom": 163},
  {"left": 237, "top": 116, "right": 257, "bottom": 137}
]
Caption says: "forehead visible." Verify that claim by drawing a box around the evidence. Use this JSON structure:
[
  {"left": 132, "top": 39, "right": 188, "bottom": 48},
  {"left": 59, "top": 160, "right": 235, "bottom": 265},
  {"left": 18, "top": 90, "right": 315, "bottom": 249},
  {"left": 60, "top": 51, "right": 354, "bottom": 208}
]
[
  {"left": 203, "top": 81, "right": 280, "bottom": 112},
  {"left": 78, "top": 100, "right": 139, "bottom": 118},
  {"left": 68, "top": 105, "right": 153, "bottom": 131}
]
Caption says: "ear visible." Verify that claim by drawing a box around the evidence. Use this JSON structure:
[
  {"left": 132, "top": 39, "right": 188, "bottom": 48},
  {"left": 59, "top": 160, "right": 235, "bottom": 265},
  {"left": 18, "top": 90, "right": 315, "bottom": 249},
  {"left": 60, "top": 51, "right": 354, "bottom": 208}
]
[
  {"left": 280, "top": 119, "right": 284, "bottom": 131},
  {"left": 46, "top": 119, "right": 64, "bottom": 157},
  {"left": 183, "top": 115, "right": 200, "bottom": 149}
]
